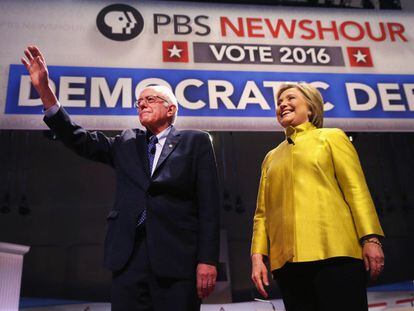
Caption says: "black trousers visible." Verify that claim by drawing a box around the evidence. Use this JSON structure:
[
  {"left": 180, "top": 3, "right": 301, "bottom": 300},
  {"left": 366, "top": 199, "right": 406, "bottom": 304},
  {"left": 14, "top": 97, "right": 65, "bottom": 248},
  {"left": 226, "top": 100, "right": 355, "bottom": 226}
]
[
  {"left": 273, "top": 257, "right": 368, "bottom": 311},
  {"left": 111, "top": 227, "right": 200, "bottom": 311}
]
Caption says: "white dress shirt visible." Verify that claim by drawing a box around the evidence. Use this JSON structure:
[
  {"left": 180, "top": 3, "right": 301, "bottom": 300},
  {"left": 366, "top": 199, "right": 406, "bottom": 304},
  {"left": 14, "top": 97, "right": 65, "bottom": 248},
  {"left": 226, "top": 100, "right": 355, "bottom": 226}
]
[
  {"left": 151, "top": 126, "right": 171, "bottom": 176},
  {"left": 44, "top": 102, "right": 61, "bottom": 117}
]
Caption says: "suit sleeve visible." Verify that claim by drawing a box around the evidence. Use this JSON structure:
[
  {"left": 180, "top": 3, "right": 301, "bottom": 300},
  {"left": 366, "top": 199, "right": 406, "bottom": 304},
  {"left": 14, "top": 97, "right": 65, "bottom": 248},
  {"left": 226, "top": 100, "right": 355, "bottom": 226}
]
[
  {"left": 195, "top": 133, "right": 220, "bottom": 265},
  {"left": 251, "top": 154, "right": 270, "bottom": 256},
  {"left": 44, "top": 107, "right": 115, "bottom": 167},
  {"left": 326, "top": 129, "right": 384, "bottom": 239}
]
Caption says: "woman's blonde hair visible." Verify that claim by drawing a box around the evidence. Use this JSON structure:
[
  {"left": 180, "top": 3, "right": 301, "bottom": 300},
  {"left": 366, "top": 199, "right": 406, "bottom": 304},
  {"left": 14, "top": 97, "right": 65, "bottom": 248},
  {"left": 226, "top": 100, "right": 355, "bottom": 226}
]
[{"left": 276, "top": 82, "right": 324, "bottom": 128}]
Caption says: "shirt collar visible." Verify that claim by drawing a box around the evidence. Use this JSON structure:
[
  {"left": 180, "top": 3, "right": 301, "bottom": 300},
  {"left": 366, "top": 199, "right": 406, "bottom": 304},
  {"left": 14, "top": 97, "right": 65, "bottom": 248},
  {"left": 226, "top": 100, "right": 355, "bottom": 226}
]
[
  {"left": 156, "top": 125, "right": 172, "bottom": 141},
  {"left": 146, "top": 125, "right": 172, "bottom": 142},
  {"left": 285, "top": 122, "right": 316, "bottom": 143}
]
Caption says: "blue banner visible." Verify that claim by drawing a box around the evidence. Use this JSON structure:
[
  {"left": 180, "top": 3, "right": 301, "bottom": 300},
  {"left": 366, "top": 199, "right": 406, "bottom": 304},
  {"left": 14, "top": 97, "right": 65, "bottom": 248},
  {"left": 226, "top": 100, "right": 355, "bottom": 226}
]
[{"left": 6, "top": 64, "right": 414, "bottom": 119}]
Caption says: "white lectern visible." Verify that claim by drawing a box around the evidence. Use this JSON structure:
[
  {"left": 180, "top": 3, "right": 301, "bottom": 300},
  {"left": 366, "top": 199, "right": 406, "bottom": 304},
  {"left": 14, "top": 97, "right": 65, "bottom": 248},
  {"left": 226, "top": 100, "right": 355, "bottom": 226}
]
[{"left": 0, "top": 242, "right": 30, "bottom": 311}]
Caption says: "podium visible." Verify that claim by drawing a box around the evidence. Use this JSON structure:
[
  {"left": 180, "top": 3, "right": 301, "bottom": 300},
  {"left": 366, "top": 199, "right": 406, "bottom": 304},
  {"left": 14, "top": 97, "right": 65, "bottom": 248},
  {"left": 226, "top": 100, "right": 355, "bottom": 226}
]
[{"left": 0, "top": 242, "right": 30, "bottom": 311}]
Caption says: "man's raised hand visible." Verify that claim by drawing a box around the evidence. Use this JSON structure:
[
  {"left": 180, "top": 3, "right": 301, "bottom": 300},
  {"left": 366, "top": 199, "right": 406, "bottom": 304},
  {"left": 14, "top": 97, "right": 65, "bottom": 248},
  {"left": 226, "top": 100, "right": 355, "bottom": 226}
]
[{"left": 21, "top": 46, "right": 57, "bottom": 109}]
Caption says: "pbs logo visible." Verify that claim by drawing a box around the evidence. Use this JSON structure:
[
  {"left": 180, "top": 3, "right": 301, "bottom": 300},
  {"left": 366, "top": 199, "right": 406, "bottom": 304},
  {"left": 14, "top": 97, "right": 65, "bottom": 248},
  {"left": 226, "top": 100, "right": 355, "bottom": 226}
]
[{"left": 97, "top": 4, "right": 144, "bottom": 41}]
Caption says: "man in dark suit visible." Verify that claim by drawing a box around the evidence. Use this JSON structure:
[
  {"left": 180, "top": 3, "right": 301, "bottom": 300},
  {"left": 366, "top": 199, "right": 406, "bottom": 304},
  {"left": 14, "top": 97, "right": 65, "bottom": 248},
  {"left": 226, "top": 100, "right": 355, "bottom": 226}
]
[{"left": 22, "top": 46, "right": 220, "bottom": 310}]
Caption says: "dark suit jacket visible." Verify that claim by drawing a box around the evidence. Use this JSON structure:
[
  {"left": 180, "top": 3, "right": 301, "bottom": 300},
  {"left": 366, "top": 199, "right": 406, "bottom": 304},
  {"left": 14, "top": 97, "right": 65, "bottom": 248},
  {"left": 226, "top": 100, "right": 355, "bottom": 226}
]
[{"left": 44, "top": 108, "right": 220, "bottom": 279}]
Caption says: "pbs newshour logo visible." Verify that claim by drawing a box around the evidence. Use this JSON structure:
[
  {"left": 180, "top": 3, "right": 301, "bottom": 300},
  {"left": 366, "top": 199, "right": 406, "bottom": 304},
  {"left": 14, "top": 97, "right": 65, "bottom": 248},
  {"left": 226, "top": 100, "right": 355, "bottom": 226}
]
[{"left": 97, "top": 4, "right": 143, "bottom": 41}]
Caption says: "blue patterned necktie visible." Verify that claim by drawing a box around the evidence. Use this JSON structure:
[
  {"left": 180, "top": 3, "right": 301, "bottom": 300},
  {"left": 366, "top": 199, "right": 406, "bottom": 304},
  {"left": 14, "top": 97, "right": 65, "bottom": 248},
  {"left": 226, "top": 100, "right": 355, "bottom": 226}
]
[
  {"left": 147, "top": 135, "right": 158, "bottom": 173},
  {"left": 137, "top": 135, "right": 158, "bottom": 226}
]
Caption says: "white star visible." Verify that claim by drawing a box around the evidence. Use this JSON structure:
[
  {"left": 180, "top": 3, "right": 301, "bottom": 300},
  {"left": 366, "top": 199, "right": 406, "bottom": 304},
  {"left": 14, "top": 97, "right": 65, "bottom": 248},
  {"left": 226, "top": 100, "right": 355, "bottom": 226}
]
[
  {"left": 353, "top": 50, "right": 367, "bottom": 63},
  {"left": 168, "top": 45, "right": 182, "bottom": 58}
]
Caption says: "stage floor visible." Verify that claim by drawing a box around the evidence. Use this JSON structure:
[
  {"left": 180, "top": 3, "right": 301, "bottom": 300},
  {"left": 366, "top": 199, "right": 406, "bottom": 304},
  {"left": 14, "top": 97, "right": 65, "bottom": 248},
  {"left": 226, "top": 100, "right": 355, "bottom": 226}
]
[{"left": 20, "top": 282, "right": 414, "bottom": 311}]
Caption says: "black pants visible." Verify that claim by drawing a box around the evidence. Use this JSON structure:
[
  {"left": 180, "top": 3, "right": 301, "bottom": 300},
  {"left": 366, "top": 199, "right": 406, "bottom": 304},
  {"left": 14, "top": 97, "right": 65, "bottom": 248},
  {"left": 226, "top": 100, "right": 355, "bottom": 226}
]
[
  {"left": 273, "top": 257, "right": 368, "bottom": 311},
  {"left": 111, "top": 228, "right": 200, "bottom": 311}
]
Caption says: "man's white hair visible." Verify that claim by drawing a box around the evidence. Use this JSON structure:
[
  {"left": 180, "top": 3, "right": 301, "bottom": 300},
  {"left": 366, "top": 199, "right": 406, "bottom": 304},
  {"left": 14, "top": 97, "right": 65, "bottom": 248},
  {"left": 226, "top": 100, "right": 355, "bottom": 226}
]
[{"left": 141, "top": 85, "right": 178, "bottom": 124}]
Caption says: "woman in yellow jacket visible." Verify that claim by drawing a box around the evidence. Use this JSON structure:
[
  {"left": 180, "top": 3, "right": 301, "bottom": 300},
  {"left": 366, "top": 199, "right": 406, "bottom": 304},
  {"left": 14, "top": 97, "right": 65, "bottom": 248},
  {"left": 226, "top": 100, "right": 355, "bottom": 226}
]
[{"left": 251, "top": 82, "right": 384, "bottom": 311}]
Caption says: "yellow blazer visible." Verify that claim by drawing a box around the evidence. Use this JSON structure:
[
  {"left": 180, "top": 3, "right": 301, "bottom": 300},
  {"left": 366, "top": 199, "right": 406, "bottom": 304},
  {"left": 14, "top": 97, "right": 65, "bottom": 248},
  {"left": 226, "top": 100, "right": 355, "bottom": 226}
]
[{"left": 251, "top": 122, "right": 384, "bottom": 271}]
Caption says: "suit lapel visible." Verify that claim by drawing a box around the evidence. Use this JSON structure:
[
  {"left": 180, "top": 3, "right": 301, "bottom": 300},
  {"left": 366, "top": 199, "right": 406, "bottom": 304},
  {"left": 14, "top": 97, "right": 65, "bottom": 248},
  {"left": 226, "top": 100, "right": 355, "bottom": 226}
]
[
  {"left": 153, "top": 126, "right": 181, "bottom": 175},
  {"left": 116, "top": 129, "right": 150, "bottom": 190}
]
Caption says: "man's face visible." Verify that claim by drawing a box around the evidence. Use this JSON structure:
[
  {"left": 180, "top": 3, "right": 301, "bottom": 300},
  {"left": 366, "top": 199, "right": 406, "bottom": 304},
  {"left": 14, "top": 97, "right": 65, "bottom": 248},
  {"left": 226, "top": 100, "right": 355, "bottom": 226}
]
[{"left": 137, "top": 88, "right": 175, "bottom": 132}]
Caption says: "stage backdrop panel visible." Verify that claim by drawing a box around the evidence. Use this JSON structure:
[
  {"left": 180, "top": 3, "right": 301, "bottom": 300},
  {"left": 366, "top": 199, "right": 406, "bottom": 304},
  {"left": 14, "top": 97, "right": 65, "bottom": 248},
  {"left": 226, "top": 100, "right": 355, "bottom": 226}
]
[{"left": 0, "top": 0, "right": 413, "bottom": 131}]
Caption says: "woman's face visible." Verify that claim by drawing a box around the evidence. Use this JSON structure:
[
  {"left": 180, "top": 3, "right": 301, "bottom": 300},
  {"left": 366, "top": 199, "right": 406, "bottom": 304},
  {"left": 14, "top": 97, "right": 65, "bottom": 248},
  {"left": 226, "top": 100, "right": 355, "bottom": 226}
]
[{"left": 276, "top": 87, "right": 310, "bottom": 128}]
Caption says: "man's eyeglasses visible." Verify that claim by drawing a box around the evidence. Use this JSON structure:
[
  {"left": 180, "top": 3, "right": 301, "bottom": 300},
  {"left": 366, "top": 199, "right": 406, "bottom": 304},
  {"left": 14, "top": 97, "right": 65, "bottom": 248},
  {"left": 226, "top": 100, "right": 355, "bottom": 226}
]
[{"left": 135, "top": 95, "right": 168, "bottom": 108}]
